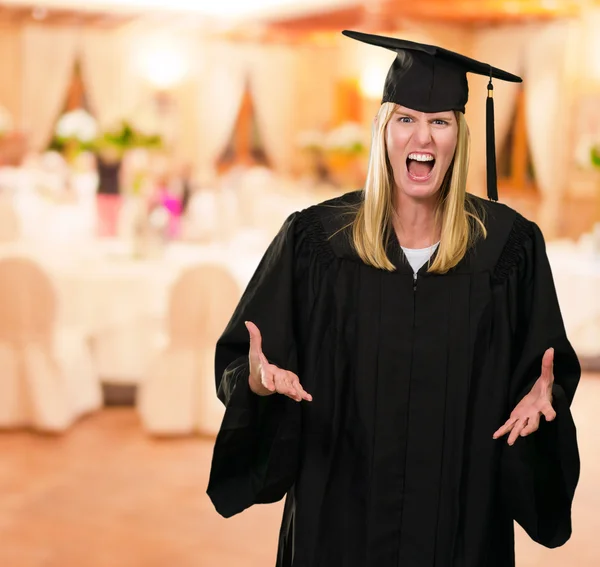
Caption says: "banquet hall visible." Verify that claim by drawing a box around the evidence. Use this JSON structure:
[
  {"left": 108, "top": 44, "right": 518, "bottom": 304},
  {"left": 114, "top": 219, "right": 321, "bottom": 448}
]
[{"left": 0, "top": 1, "right": 598, "bottom": 566}]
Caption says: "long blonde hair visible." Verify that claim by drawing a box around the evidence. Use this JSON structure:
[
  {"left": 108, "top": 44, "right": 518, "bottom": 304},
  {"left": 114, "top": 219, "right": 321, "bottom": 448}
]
[{"left": 350, "top": 102, "right": 487, "bottom": 273}]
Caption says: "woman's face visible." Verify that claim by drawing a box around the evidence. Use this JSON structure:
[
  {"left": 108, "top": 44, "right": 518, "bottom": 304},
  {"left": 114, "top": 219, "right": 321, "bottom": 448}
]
[{"left": 385, "top": 105, "right": 458, "bottom": 200}]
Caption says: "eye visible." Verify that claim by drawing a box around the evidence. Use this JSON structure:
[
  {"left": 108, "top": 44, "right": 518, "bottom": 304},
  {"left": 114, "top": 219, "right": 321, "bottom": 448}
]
[
  {"left": 398, "top": 116, "right": 413, "bottom": 123},
  {"left": 432, "top": 119, "right": 449, "bottom": 125}
]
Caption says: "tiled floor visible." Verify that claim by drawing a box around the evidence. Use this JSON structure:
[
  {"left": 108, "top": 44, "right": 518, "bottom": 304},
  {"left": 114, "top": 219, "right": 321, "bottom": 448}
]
[{"left": 1, "top": 375, "right": 598, "bottom": 567}]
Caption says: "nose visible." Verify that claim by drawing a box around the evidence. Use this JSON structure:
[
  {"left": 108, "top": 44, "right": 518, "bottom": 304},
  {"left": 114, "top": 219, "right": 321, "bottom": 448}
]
[{"left": 414, "top": 120, "right": 433, "bottom": 146}]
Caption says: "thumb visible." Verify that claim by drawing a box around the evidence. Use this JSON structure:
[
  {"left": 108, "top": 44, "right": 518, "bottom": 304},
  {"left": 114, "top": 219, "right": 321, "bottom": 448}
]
[
  {"left": 541, "top": 347, "right": 554, "bottom": 381},
  {"left": 245, "top": 321, "right": 263, "bottom": 356}
]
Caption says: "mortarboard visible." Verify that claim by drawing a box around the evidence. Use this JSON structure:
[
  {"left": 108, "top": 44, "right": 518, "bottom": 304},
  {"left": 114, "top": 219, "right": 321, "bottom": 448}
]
[{"left": 342, "top": 29, "right": 523, "bottom": 201}]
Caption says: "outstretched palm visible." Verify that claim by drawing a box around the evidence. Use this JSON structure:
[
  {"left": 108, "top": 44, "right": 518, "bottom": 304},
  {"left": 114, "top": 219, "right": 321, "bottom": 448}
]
[
  {"left": 245, "top": 321, "right": 312, "bottom": 403},
  {"left": 493, "top": 347, "right": 556, "bottom": 446}
]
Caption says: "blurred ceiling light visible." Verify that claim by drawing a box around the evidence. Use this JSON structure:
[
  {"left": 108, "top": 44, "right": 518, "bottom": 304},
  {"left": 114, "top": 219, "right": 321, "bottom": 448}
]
[
  {"left": 138, "top": 40, "right": 189, "bottom": 89},
  {"left": 360, "top": 66, "right": 387, "bottom": 100}
]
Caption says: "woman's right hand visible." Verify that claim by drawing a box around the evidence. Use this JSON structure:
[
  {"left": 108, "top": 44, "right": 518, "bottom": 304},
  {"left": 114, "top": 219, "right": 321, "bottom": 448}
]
[{"left": 245, "top": 321, "right": 312, "bottom": 403}]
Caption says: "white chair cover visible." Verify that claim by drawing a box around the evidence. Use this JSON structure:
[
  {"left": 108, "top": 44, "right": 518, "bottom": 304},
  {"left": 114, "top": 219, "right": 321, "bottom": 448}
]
[
  {"left": 137, "top": 264, "right": 240, "bottom": 436},
  {"left": 0, "top": 257, "right": 101, "bottom": 432}
]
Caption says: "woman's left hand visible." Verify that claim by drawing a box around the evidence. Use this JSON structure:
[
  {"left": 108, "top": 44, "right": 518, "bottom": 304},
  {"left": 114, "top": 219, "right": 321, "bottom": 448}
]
[{"left": 493, "top": 347, "right": 557, "bottom": 446}]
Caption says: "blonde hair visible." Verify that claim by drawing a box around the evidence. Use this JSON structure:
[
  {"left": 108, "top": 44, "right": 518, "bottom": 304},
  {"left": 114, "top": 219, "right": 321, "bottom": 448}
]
[{"left": 349, "top": 102, "right": 487, "bottom": 273}]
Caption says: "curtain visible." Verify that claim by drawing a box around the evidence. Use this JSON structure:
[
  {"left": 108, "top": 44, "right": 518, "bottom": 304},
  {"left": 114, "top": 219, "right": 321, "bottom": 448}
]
[
  {"left": 524, "top": 22, "right": 571, "bottom": 200},
  {"left": 79, "top": 28, "right": 142, "bottom": 131},
  {"left": 466, "top": 25, "right": 532, "bottom": 197},
  {"left": 523, "top": 21, "right": 573, "bottom": 237},
  {"left": 249, "top": 44, "right": 297, "bottom": 174},
  {"left": 21, "top": 25, "right": 80, "bottom": 151},
  {"left": 197, "top": 40, "right": 248, "bottom": 181},
  {"left": 0, "top": 27, "right": 22, "bottom": 124}
]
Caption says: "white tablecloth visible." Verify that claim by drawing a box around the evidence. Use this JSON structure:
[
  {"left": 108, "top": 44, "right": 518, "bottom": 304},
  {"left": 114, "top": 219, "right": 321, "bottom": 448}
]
[
  {"left": 547, "top": 240, "right": 600, "bottom": 361},
  {"left": 0, "top": 232, "right": 269, "bottom": 383}
]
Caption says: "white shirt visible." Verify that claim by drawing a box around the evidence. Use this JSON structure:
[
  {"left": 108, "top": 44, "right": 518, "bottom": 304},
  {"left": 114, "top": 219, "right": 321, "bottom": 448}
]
[{"left": 401, "top": 242, "right": 440, "bottom": 279}]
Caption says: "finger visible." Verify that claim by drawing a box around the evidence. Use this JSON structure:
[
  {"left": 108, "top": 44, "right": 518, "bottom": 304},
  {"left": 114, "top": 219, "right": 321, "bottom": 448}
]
[
  {"left": 520, "top": 414, "right": 540, "bottom": 436},
  {"left": 540, "top": 348, "right": 554, "bottom": 382},
  {"left": 284, "top": 374, "right": 307, "bottom": 402},
  {"left": 289, "top": 374, "right": 313, "bottom": 402},
  {"left": 541, "top": 404, "right": 557, "bottom": 422},
  {"left": 290, "top": 380, "right": 305, "bottom": 402},
  {"left": 493, "top": 417, "right": 518, "bottom": 439},
  {"left": 245, "top": 321, "right": 263, "bottom": 356},
  {"left": 508, "top": 419, "right": 527, "bottom": 446},
  {"left": 300, "top": 387, "right": 313, "bottom": 402}
]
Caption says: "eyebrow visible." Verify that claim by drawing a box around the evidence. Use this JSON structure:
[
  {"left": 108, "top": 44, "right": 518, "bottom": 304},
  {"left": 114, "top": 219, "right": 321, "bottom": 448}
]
[{"left": 394, "top": 110, "right": 454, "bottom": 121}]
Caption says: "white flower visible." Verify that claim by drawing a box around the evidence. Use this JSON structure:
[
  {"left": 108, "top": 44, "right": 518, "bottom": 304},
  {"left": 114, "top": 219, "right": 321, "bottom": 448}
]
[
  {"left": 0, "top": 105, "right": 13, "bottom": 135},
  {"left": 297, "top": 130, "right": 326, "bottom": 150},
  {"left": 55, "top": 108, "right": 98, "bottom": 142},
  {"left": 325, "top": 122, "right": 368, "bottom": 153}
]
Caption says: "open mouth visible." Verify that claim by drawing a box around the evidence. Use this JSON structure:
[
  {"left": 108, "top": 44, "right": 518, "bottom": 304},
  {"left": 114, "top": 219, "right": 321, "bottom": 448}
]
[{"left": 406, "top": 155, "right": 435, "bottom": 181}]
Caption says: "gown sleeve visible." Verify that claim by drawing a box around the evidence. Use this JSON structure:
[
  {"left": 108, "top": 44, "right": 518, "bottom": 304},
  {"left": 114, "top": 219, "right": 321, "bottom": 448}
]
[
  {"left": 500, "top": 218, "right": 581, "bottom": 548},
  {"left": 206, "top": 212, "right": 313, "bottom": 518}
]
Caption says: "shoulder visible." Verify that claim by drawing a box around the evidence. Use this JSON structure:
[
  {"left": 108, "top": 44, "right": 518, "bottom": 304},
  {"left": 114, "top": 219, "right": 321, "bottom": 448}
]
[
  {"left": 293, "top": 190, "right": 361, "bottom": 260},
  {"left": 466, "top": 194, "right": 538, "bottom": 278},
  {"left": 301, "top": 189, "right": 362, "bottom": 224}
]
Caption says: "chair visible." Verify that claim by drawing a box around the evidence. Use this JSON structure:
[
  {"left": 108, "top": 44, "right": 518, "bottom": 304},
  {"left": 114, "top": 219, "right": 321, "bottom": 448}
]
[
  {"left": 137, "top": 264, "right": 240, "bottom": 436},
  {"left": 0, "top": 196, "right": 21, "bottom": 243},
  {"left": 0, "top": 257, "right": 102, "bottom": 432}
]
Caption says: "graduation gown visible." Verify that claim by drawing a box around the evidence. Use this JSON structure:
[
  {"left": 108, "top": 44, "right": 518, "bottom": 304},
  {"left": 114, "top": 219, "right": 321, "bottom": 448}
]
[{"left": 206, "top": 190, "right": 580, "bottom": 567}]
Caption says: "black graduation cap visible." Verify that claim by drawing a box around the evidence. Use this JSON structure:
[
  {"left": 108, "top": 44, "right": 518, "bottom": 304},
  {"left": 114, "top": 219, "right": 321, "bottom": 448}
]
[{"left": 342, "top": 30, "right": 523, "bottom": 201}]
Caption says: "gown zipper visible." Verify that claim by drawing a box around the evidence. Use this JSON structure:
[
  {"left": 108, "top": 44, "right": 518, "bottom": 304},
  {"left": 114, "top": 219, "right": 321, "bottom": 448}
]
[{"left": 398, "top": 269, "right": 417, "bottom": 566}]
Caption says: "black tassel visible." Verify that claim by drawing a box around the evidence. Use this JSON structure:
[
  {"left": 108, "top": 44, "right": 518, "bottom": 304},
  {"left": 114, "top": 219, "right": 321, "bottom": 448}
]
[{"left": 486, "top": 75, "right": 498, "bottom": 202}]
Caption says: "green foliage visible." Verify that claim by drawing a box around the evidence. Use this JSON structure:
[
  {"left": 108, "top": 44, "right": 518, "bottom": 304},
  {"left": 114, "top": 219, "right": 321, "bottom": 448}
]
[
  {"left": 48, "top": 120, "right": 163, "bottom": 161},
  {"left": 591, "top": 145, "right": 600, "bottom": 169},
  {"left": 93, "top": 121, "right": 163, "bottom": 157}
]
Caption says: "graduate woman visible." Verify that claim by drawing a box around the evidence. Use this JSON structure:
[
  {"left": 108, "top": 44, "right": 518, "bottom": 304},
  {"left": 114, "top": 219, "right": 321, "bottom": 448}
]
[{"left": 207, "top": 30, "right": 580, "bottom": 567}]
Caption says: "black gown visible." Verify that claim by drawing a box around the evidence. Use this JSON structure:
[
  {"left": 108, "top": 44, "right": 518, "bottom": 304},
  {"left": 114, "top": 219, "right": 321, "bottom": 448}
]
[{"left": 206, "top": 190, "right": 580, "bottom": 567}]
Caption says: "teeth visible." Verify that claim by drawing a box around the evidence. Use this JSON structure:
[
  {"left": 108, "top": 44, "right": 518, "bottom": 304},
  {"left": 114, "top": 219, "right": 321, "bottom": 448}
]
[{"left": 408, "top": 153, "right": 435, "bottom": 162}]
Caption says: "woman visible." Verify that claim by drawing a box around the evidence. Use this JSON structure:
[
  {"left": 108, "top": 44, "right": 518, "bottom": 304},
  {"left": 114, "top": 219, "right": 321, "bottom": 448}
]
[{"left": 207, "top": 30, "right": 580, "bottom": 567}]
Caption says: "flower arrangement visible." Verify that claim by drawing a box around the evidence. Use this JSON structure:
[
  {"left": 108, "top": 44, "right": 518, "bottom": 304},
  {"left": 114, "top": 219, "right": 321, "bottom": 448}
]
[
  {"left": 324, "top": 121, "right": 368, "bottom": 156},
  {"left": 575, "top": 135, "right": 600, "bottom": 172},
  {"left": 297, "top": 122, "right": 369, "bottom": 188},
  {"left": 297, "top": 122, "right": 369, "bottom": 156},
  {"left": 55, "top": 108, "right": 98, "bottom": 143},
  {"left": 49, "top": 108, "right": 98, "bottom": 163},
  {"left": 94, "top": 120, "right": 162, "bottom": 161},
  {"left": 297, "top": 130, "right": 327, "bottom": 152},
  {"left": 592, "top": 144, "right": 600, "bottom": 170},
  {"left": 50, "top": 109, "right": 163, "bottom": 166}
]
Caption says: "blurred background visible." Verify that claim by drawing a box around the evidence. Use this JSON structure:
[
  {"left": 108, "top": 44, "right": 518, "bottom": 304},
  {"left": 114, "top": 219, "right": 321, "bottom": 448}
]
[{"left": 0, "top": 1, "right": 598, "bottom": 565}]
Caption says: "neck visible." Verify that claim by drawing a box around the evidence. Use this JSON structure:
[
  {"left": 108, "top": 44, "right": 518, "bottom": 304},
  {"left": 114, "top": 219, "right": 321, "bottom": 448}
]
[{"left": 392, "top": 190, "right": 441, "bottom": 249}]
